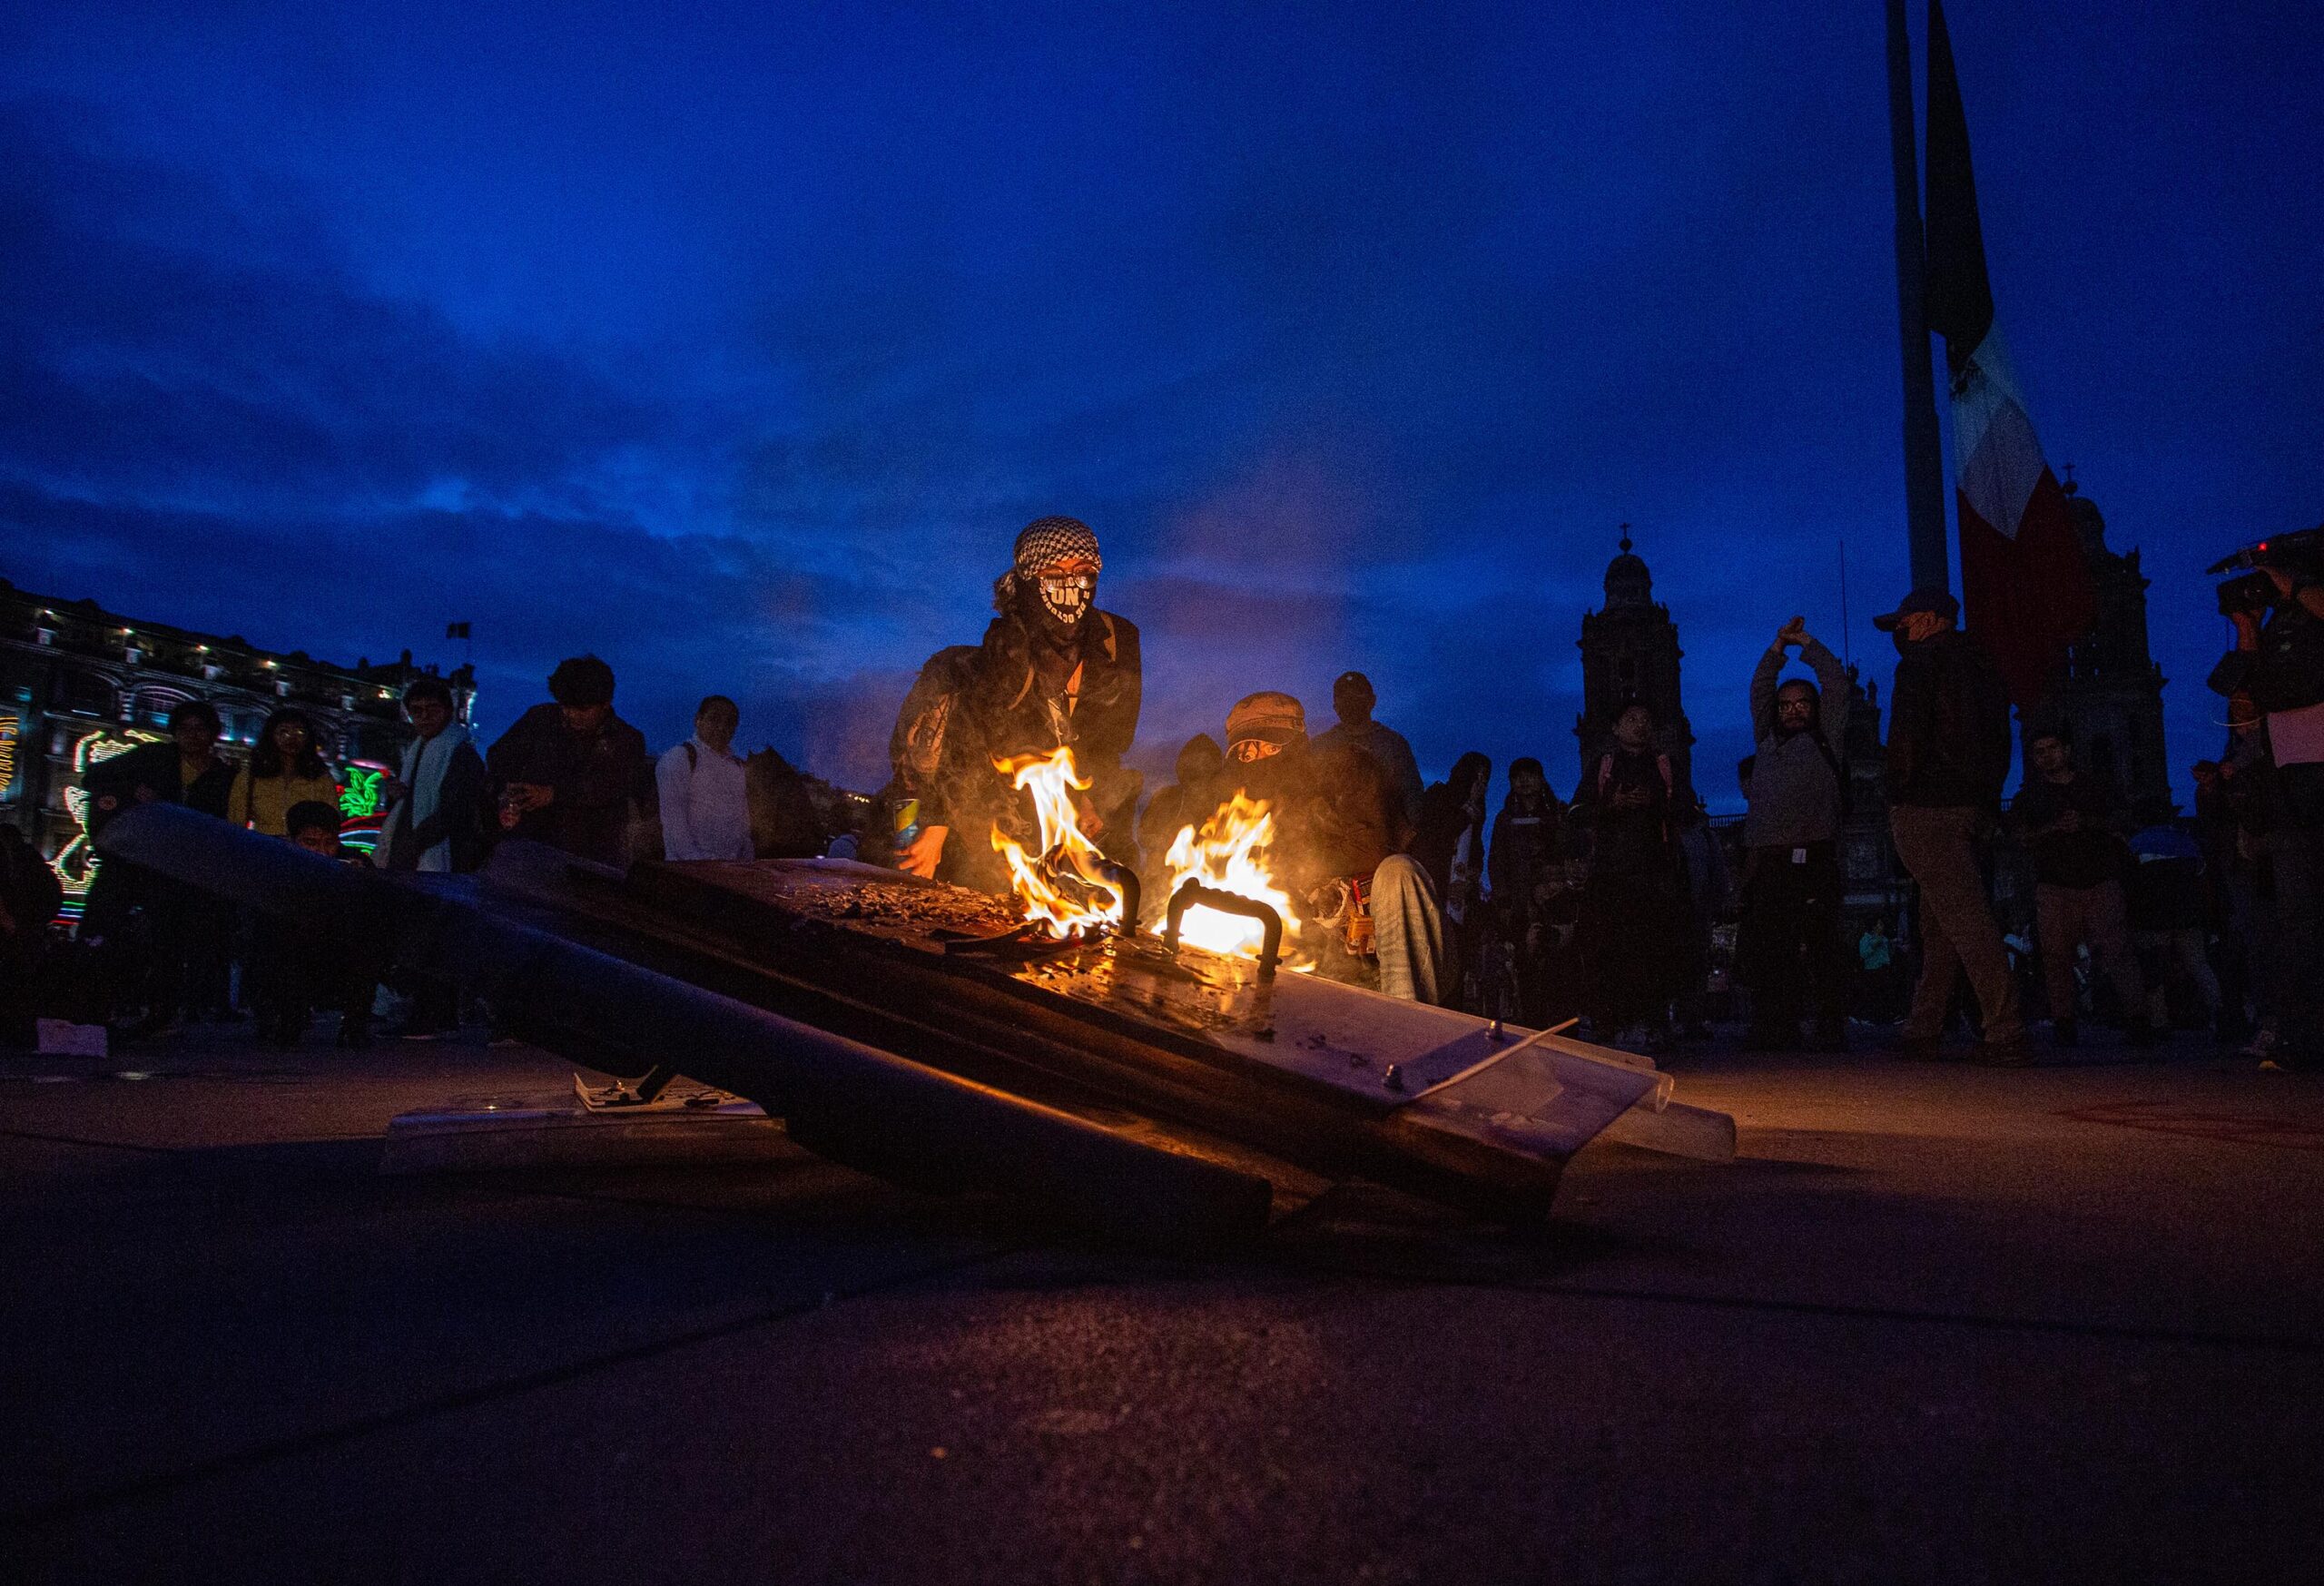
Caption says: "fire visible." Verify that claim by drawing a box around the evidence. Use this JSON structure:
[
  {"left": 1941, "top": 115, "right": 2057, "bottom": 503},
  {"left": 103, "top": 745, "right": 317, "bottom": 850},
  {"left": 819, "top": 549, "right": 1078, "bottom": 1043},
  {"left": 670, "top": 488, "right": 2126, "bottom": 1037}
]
[
  {"left": 990, "top": 747, "right": 1128, "bottom": 937},
  {"left": 1160, "top": 793, "right": 1305, "bottom": 960}
]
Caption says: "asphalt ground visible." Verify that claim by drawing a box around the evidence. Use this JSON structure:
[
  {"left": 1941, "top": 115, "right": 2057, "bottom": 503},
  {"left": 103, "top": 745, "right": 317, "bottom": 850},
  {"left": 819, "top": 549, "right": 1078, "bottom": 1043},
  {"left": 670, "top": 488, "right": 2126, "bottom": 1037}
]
[{"left": 4, "top": 1020, "right": 2319, "bottom": 1584}]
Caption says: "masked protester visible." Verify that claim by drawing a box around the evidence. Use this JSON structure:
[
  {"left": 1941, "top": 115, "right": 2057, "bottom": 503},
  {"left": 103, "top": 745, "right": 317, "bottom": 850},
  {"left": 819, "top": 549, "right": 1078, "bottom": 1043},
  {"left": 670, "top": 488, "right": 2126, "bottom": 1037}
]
[
  {"left": 888, "top": 516, "right": 1143, "bottom": 892},
  {"left": 1212, "top": 691, "right": 1445, "bottom": 1003}
]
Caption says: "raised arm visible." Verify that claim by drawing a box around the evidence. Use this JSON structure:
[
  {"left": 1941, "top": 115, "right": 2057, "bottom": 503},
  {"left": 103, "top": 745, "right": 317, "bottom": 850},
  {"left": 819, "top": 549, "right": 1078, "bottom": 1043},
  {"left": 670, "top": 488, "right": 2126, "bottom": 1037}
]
[
  {"left": 1748, "top": 644, "right": 1785, "bottom": 742},
  {"left": 1801, "top": 635, "right": 1852, "bottom": 748}
]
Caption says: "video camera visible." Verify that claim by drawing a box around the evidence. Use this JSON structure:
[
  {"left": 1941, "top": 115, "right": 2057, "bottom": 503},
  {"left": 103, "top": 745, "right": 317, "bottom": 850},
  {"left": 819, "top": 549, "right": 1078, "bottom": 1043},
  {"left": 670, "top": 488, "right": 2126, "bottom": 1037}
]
[{"left": 2210, "top": 526, "right": 2324, "bottom": 617}]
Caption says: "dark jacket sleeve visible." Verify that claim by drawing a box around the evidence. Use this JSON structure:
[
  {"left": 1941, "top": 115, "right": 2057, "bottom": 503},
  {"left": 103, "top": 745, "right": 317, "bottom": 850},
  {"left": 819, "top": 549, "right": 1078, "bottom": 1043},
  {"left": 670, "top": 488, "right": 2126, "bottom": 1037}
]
[
  {"left": 1078, "top": 614, "right": 1141, "bottom": 767},
  {"left": 558, "top": 722, "right": 650, "bottom": 815},
  {"left": 1885, "top": 649, "right": 1933, "bottom": 800},
  {"left": 485, "top": 708, "right": 547, "bottom": 793},
  {"left": 84, "top": 743, "right": 176, "bottom": 834},
  {"left": 408, "top": 742, "right": 490, "bottom": 872}
]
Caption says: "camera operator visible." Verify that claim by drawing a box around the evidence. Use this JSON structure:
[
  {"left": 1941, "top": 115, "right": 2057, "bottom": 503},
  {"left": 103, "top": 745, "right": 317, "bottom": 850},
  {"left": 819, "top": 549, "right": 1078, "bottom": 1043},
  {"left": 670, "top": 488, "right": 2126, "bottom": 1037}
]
[{"left": 2209, "top": 531, "right": 2324, "bottom": 1070}]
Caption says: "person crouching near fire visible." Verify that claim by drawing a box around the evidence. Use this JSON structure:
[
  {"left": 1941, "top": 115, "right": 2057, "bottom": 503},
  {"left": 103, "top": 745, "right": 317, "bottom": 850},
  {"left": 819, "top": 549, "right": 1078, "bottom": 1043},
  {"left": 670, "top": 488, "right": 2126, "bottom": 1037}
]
[
  {"left": 888, "top": 516, "right": 1143, "bottom": 892},
  {"left": 1210, "top": 691, "right": 1448, "bottom": 1003}
]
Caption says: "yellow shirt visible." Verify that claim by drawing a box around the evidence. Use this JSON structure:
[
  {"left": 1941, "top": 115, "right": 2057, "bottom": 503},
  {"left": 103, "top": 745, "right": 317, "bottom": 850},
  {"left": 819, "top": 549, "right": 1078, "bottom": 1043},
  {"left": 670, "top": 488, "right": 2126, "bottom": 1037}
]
[{"left": 229, "top": 766, "right": 341, "bottom": 836}]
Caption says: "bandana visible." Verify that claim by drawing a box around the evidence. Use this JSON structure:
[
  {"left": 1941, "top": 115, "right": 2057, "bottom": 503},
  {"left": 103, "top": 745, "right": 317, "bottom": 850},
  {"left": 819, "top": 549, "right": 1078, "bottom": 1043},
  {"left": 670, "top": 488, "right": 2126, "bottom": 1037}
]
[{"left": 996, "top": 516, "right": 1102, "bottom": 628}]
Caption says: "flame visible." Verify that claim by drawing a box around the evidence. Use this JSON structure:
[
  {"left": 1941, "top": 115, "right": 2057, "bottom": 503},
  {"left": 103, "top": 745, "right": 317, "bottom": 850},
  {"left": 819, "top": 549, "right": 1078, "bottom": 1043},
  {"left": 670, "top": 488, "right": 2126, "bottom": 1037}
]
[
  {"left": 1160, "top": 793, "right": 1305, "bottom": 960},
  {"left": 990, "top": 747, "right": 1127, "bottom": 937}
]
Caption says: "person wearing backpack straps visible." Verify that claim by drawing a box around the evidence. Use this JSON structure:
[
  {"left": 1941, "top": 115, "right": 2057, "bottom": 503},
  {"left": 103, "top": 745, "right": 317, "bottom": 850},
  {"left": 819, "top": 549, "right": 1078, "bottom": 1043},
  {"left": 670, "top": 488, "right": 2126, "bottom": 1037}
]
[
  {"left": 656, "top": 695, "right": 753, "bottom": 862},
  {"left": 1739, "top": 616, "right": 1856, "bottom": 1051}
]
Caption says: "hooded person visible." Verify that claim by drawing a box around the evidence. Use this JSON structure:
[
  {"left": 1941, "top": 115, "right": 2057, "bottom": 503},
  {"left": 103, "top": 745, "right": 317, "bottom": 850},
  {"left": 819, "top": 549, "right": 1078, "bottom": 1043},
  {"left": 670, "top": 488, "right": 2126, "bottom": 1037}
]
[
  {"left": 1213, "top": 691, "right": 1445, "bottom": 1003},
  {"left": 890, "top": 516, "right": 1143, "bottom": 892},
  {"left": 1137, "top": 733, "right": 1226, "bottom": 922}
]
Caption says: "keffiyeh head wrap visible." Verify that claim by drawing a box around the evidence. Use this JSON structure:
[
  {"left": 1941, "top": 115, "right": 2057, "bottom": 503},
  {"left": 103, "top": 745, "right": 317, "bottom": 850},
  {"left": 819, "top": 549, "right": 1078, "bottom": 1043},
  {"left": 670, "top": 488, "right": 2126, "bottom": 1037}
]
[{"left": 993, "top": 515, "right": 1103, "bottom": 626}]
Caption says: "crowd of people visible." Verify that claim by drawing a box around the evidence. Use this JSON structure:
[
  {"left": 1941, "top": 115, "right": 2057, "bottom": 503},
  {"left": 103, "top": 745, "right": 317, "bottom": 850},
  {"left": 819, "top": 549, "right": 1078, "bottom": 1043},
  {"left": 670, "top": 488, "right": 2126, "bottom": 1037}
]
[
  {"left": 0, "top": 660, "right": 807, "bottom": 1050},
  {"left": 3, "top": 514, "right": 2319, "bottom": 1076}
]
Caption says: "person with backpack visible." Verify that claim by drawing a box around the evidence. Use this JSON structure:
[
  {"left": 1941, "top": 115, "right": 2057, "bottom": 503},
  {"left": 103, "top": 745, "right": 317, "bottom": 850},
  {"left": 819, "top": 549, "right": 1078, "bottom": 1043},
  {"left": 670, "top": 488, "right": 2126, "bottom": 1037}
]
[
  {"left": 1877, "top": 588, "right": 2027, "bottom": 1064},
  {"left": 1738, "top": 616, "right": 1855, "bottom": 1050},
  {"left": 1571, "top": 700, "right": 1686, "bottom": 1051},
  {"left": 656, "top": 695, "right": 753, "bottom": 861}
]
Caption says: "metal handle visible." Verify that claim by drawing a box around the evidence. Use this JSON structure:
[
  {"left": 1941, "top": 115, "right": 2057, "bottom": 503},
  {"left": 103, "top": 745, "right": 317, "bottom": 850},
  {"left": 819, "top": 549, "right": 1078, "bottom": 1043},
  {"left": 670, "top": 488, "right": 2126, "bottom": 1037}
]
[{"left": 1162, "top": 880, "right": 1282, "bottom": 980}]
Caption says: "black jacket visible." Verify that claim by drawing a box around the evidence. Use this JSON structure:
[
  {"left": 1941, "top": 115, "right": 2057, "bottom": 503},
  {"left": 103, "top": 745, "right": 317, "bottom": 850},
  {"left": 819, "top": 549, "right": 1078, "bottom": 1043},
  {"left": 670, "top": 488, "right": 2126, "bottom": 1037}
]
[
  {"left": 886, "top": 605, "right": 1144, "bottom": 889},
  {"left": 84, "top": 741, "right": 236, "bottom": 834},
  {"left": 486, "top": 704, "right": 651, "bottom": 866},
  {"left": 1886, "top": 631, "right": 2013, "bottom": 810}
]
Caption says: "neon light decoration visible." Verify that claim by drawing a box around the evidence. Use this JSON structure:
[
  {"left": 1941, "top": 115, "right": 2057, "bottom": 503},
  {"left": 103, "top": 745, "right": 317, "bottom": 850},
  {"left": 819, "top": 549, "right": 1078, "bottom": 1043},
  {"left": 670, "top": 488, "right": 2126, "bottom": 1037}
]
[
  {"left": 340, "top": 763, "right": 389, "bottom": 820},
  {"left": 51, "top": 728, "right": 168, "bottom": 907}
]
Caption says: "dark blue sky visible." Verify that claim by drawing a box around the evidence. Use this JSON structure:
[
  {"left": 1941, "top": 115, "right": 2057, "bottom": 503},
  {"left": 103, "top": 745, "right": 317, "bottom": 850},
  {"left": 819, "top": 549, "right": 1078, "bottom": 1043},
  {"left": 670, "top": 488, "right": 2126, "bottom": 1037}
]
[{"left": 5, "top": 1, "right": 2319, "bottom": 808}]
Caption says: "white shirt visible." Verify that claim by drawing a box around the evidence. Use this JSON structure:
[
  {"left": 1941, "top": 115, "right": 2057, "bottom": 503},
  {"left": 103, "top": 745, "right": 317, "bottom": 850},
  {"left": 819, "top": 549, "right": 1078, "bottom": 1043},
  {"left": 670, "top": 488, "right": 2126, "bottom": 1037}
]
[{"left": 656, "top": 736, "right": 753, "bottom": 860}]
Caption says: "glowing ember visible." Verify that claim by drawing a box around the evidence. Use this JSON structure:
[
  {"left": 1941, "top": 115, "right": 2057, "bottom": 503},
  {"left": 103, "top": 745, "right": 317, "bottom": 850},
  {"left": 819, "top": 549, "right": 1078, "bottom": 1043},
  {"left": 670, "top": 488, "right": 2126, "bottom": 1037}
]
[
  {"left": 990, "top": 747, "right": 1128, "bottom": 937},
  {"left": 1160, "top": 793, "right": 1305, "bottom": 961}
]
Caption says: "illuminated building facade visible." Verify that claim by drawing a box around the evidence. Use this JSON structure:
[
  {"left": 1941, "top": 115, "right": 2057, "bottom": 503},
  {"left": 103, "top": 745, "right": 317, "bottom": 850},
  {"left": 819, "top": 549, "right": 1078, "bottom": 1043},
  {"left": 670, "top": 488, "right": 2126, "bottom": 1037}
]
[{"left": 0, "top": 575, "right": 472, "bottom": 910}]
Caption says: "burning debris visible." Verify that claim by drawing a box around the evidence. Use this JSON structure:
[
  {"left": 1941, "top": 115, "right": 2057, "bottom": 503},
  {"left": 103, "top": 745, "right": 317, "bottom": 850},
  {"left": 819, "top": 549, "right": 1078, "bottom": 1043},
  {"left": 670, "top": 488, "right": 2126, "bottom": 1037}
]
[
  {"left": 1158, "top": 793, "right": 1306, "bottom": 965},
  {"left": 989, "top": 747, "right": 1132, "bottom": 939}
]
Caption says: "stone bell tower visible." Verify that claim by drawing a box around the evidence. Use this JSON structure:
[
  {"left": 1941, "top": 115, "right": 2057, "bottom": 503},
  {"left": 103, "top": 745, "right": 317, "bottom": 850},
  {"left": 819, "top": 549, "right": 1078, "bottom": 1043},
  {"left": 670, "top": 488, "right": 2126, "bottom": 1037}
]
[
  {"left": 1576, "top": 527, "right": 1695, "bottom": 798},
  {"left": 2024, "top": 474, "right": 2171, "bottom": 813}
]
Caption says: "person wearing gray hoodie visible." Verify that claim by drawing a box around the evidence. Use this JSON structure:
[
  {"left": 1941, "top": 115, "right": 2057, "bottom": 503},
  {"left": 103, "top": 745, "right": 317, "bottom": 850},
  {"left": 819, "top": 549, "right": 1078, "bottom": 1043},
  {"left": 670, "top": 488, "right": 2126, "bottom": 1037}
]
[{"left": 1738, "top": 616, "right": 1854, "bottom": 1050}]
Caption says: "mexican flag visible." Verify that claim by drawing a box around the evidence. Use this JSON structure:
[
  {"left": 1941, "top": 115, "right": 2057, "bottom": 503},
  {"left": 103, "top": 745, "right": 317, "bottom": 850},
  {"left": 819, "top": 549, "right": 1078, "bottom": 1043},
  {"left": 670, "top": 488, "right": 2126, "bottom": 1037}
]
[{"left": 1924, "top": 0, "right": 2093, "bottom": 709}]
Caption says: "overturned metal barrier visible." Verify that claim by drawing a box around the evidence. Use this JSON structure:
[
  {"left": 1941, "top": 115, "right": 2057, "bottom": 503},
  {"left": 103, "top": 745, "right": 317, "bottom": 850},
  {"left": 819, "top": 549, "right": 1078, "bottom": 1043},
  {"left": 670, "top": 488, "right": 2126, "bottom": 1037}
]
[
  {"left": 98, "top": 803, "right": 1734, "bottom": 1241},
  {"left": 96, "top": 803, "right": 1273, "bottom": 1246}
]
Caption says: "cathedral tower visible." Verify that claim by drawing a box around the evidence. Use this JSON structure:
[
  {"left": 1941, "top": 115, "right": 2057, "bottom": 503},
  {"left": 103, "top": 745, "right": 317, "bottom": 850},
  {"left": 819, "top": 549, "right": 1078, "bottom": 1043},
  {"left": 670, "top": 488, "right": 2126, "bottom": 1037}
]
[
  {"left": 1576, "top": 529, "right": 1695, "bottom": 797},
  {"left": 2024, "top": 477, "right": 2171, "bottom": 812}
]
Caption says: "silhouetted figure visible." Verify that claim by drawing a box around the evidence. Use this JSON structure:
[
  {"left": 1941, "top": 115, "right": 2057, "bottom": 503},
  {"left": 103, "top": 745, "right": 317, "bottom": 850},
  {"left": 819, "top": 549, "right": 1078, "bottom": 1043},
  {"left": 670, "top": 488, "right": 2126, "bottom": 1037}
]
[
  {"left": 0, "top": 825, "right": 64, "bottom": 1048},
  {"left": 1878, "top": 588, "right": 2025, "bottom": 1063},
  {"left": 487, "top": 655, "right": 651, "bottom": 867},
  {"left": 1571, "top": 702, "right": 1684, "bottom": 1050},
  {"left": 1314, "top": 671, "right": 1424, "bottom": 827},
  {"left": 2012, "top": 729, "right": 2148, "bottom": 1048},
  {"left": 82, "top": 697, "right": 238, "bottom": 1034}
]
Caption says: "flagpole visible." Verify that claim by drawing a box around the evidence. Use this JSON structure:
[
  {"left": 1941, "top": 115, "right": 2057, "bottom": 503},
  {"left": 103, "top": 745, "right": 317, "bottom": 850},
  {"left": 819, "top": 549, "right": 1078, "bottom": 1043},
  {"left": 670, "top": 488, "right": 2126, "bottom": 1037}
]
[{"left": 1887, "top": 0, "right": 1950, "bottom": 595}]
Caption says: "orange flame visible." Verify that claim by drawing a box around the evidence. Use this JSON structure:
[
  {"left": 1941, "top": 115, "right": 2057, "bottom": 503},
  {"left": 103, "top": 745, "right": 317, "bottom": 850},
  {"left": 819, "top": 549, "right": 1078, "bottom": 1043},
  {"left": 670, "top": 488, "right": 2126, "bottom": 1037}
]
[
  {"left": 990, "top": 747, "right": 1127, "bottom": 937},
  {"left": 1160, "top": 793, "right": 1306, "bottom": 962}
]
